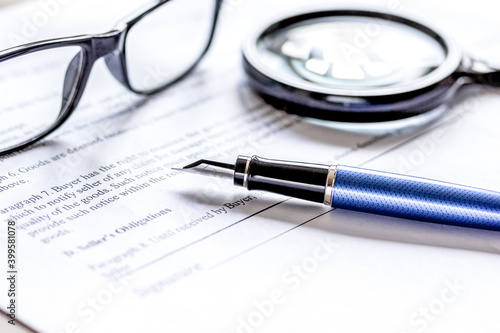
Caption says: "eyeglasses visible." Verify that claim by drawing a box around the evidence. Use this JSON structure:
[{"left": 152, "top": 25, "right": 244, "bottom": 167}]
[{"left": 0, "top": 0, "right": 222, "bottom": 156}]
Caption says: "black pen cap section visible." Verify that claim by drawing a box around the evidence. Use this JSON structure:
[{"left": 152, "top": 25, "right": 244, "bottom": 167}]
[{"left": 234, "top": 155, "right": 329, "bottom": 203}]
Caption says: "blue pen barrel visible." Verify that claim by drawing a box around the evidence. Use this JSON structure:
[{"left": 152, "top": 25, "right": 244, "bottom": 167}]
[{"left": 332, "top": 165, "right": 500, "bottom": 231}]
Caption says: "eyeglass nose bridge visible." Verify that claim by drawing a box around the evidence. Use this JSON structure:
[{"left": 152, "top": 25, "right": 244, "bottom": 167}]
[
  {"left": 91, "top": 30, "right": 123, "bottom": 59},
  {"left": 59, "top": 30, "right": 125, "bottom": 120},
  {"left": 87, "top": 30, "right": 132, "bottom": 92}
]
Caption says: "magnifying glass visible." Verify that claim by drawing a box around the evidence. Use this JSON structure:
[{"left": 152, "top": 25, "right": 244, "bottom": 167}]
[{"left": 242, "top": 9, "right": 500, "bottom": 123}]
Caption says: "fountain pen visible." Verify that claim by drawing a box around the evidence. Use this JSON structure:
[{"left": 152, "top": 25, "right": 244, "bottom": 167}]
[{"left": 174, "top": 155, "right": 500, "bottom": 231}]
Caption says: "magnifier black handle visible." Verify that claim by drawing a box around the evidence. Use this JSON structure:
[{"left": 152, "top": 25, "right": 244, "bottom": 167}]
[
  {"left": 460, "top": 56, "right": 500, "bottom": 87},
  {"left": 478, "top": 71, "right": 500, "bottom": 87}
]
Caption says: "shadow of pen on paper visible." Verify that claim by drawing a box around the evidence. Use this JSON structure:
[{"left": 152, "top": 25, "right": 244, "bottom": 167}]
[
  {"left": 176, "top": 188, "right": 500, "bottom": 256},
  {"left": 322, "top": 209, "right": 500, "bottom": 255}
]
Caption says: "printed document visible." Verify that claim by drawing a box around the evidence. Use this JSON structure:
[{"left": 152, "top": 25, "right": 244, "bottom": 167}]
[{"left": 0, "top": 0, "right": 499, "bottom": 332}]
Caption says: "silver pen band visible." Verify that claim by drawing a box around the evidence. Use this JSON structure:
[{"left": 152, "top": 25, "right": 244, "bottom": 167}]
[
  {"left": 323, "top": 165, "right": 337, "bottom": 206},
  {"left": 242, "top": 156, "right": 252, "bottom": 188}
]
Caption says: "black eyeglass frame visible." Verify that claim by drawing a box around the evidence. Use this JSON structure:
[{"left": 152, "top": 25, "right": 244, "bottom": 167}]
[{"left": 0, "top": 0, "right": 223, "bottom": 156}]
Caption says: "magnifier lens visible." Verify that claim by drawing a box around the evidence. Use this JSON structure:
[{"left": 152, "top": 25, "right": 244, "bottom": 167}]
[
  {"left": 244, "top": 10, "right": 463, "bottom": 123},
  {"left": 257, "top": 16, "right": 446, "bottom": 90}
]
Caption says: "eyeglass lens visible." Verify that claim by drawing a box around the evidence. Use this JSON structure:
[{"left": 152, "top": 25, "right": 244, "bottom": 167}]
[
  {"left": 0, "top": 46, "right": 83, "bottom": 152},
  {"left": 125, "top": 0, "right": 216, "bottom": 92}
]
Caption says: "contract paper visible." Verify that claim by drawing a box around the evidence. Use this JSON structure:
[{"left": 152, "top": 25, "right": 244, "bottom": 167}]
[{"left": 0, "top": 0, "right": 499, "bottom": 332}]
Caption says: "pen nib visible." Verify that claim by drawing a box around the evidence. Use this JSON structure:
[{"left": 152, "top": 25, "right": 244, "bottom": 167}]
[{"left": 173, "top": 159, "right": 235, "bottom": 180}]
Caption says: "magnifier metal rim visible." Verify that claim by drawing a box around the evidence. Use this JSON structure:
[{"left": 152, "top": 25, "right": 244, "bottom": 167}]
[{"left": 243, "top": 8, "right": 462, "bottom": 98}]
